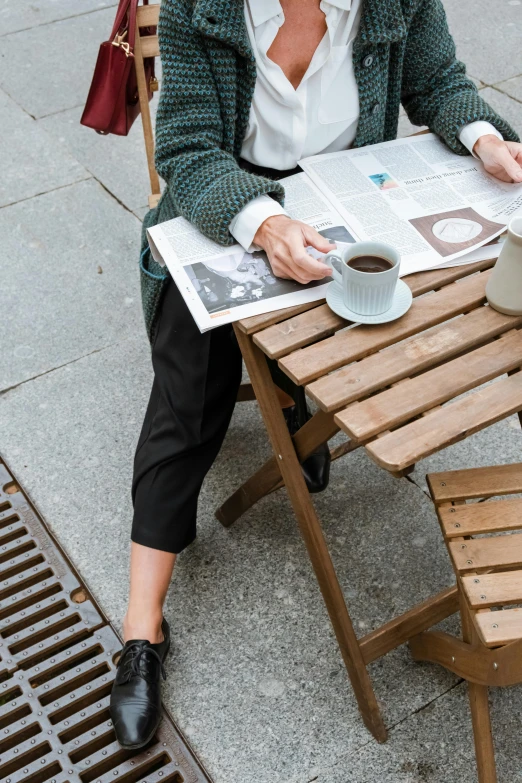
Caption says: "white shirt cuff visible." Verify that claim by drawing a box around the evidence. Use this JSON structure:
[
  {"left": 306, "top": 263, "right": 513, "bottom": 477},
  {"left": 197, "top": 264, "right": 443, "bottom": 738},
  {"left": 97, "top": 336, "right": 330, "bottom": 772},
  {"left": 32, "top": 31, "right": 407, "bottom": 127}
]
[
  {"left": 229, "top": 195, "right": 289, "bottom": 251},
  {"left": 458, "top": 121, "right": 503, "bottom": 158}
]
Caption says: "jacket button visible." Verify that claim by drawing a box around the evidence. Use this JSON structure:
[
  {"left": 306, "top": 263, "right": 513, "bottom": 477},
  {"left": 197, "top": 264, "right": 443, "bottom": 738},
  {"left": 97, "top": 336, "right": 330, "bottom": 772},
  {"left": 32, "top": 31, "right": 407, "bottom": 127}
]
[
  {"left": 363, "top": 54, "right": 374, "bottom": 68},
  {"left": 206, "top": 15, "right": 217, "bottom": 24},
  {"left": 372, "top": 102, "right": 381, "bottom": 115}
]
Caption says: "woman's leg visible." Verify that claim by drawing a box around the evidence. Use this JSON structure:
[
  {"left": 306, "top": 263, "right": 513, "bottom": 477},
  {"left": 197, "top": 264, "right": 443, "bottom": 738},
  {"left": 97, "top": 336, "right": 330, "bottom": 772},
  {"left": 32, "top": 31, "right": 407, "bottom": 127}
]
[
  {"left": 128, "top": 279, "right": 243, "bottom": 633},
  {"left": 123, "top": 543, "right": 176, "bottom": 643}
]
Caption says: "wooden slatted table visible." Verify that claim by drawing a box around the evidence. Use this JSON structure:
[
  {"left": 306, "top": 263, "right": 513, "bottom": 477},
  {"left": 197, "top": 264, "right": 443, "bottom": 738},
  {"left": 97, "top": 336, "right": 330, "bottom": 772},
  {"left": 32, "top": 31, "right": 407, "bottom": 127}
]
[{"left": 217, "top": 254, "right": 522, "bottom": 743}]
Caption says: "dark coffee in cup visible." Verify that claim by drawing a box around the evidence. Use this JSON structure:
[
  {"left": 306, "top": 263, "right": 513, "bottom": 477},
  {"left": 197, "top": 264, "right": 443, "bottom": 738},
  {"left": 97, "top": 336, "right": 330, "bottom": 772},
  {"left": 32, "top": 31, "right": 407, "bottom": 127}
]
[{"left": 347, "top": 255, "right": 394, "bottom": 274}]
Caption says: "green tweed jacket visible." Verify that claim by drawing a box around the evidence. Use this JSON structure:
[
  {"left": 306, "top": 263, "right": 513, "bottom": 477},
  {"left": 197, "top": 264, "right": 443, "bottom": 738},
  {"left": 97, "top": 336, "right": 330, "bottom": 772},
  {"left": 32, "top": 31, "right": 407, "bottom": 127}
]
[{"left": 140, "top": 0, "right": 519, "bottom": 340}]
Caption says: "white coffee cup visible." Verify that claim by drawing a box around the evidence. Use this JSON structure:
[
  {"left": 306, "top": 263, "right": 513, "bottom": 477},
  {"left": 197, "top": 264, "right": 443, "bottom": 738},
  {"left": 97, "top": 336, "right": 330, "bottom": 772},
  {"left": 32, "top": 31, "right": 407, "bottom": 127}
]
[{"left": 325, "top": 241, "right": 401, "bottom": 316}]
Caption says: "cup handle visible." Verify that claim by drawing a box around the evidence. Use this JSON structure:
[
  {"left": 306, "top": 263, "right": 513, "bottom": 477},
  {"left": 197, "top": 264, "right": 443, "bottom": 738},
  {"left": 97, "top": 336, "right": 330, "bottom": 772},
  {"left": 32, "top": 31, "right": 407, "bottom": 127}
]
[{"left": 324, "top": 249, "right": 344, "bottom": 286}]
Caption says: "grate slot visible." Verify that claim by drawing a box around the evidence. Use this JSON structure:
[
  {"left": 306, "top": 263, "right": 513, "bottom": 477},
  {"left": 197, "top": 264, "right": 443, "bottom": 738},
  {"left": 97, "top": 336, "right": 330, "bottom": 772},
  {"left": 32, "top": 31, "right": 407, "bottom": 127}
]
[
  {"left": 19, "top": 629, "right": 94, "bottom": 671},
  {"left": 0, "top": 685, "right": 23, "bottom": 706},
  {"left": 0, "top": 718, "right": 41, "bottom": 753},
  {"left": 0, "top": 581, "right": 62, "bottom": 621},
  {"left": 0, "top": 503, "right": 12, "bottom": 515},
  {"left": 0, "top": 567, "right": 54, "bottom": 601},
  {"left": 0, "top": 554, "right": 46, "bottom": 585},
  {"left": 0, "top": 703, "right": 32, "bottom": 730},
  {"left": 0, "top": 739, "right": 51, "bottom": 778},
  {"left": 2, "top": 599, "right": 68, "bottom": 639},
  {"left": 9, "top": 613, "right": 81, "bottom": 655},
  {"left": 0, "top": 538, "right": 37, "bottom": 567},
  {"left": 30, "top": 644, "right": 104, "bottom": 688},
  {"left": 58, "top": 703, "right": 111, "bottom": 744},
  {"left": 0, "top": 515, "right": 20, "bottom": 531},
  {"left": 10, "top": 758, "right": 62, "bottom": 783},
  {"left": 39, "top": 662, "right": 110, "bottom": 706},
  {"left": 49, "top": 681, "right": 113, "bottom": 725},
  {"left": 0, "top": 526, "right": 28, "bottom": 547},
  {"left": 68, "top": 726, "right": 115, "bottom": 762}
]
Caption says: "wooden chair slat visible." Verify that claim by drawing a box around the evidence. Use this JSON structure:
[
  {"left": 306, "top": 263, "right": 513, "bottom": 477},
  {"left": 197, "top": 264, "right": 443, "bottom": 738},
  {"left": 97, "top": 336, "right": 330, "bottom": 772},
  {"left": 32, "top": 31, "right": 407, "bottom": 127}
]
[
  {"left": 278, "top": 269, "right": 491, "bottom": 385},
  {"left": 308, "top": 307, "right": 522, "bottom": 413},
  {"left": 428, "top": 463, "right": 522, "bottom": 503},
  {"left": 255, "top": 262, "right": 495, "bottom": 362},
  {"left": 140, "top": 34, "right": 159, "bottom": 58},
  {"left": 335, "top": 329, "right": 522, "bottom": 442},
  {"left": 365, "top": 371, "right": 522, "bottom": 472},
  {"left": 137, "top": 4, "right": 160, "bottom": 26},
  {"left": 449, "top": 533, "right": 522, "bottom": 573},
  {"left": 440, "top": 497, "right": 522, "bottom": 538},
  {"left": 462, "top": 570, "right": 522, "bottom": 609},
  {"left": 474, "top": 607, "right": 522, "bottom": 647}
]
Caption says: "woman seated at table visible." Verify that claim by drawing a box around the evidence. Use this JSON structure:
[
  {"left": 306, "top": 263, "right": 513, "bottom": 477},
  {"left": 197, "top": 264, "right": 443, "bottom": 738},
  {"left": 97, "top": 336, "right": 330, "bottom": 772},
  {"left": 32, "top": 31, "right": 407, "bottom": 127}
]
[{"left": 110, "top": 0, "right": 522, "bottom": 748}]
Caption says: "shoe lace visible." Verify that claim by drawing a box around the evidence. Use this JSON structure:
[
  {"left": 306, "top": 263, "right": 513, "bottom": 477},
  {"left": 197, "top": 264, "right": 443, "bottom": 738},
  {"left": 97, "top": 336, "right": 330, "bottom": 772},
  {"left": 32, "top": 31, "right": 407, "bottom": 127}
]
[{"left": 119, "top": 643, "right": 166, "bottom": 683}]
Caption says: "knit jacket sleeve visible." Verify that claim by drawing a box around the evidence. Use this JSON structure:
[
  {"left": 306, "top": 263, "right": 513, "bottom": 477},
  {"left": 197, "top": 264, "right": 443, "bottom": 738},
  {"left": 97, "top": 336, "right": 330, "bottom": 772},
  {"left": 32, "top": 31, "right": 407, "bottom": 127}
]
[
  {"left": 400, "top": 0, "right": 520, "bottom": 153},
  {"left": 154, "top": 0, "right": 285, "bottom": 246}
]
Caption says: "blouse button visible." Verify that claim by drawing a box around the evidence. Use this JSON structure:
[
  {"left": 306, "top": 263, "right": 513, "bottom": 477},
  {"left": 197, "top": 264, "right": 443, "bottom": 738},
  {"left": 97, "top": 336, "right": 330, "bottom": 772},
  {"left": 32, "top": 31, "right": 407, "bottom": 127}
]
[
  {"left": 363, "top": 54, "right": 374, "bottom": 68},
  {"left": 372, "top": 102, "right": 381, "bottom": 115}
]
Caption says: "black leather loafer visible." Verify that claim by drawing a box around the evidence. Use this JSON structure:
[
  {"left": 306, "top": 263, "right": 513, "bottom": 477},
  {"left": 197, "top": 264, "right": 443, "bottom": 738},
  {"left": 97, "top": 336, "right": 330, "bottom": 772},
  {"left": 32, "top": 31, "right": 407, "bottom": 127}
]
[
  {"left": 283, "top": 405, "right": 331, "bottom": 493},
  {"left": 110, "top": 618, "right": 170, "bottom": 749}
]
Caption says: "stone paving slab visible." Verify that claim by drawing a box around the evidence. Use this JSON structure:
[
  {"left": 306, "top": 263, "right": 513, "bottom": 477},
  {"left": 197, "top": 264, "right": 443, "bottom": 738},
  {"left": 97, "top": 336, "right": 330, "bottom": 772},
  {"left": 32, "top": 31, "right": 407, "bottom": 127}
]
[
  {"left": 40, "top": 103, "right": 162, "bottom": 211},
  {"left": 478, "top": 86, "right": 522, "bottom": 138},
  {"left": 0, "top": 7, "right": 116, "bottom": 118},
  {"left": 0, "top": 88, "right": 89, "bottom": 207},
  {"left": 443, "top": 0, "right": 522, "bottom": 84},
  {"left": 499, "top": 75, "right": 522, "bottom": 103},
  {"left": 0, "top": 178, "right": 143, "bottom": 390},
  {"left": 307, "top": 683, "right": 522, "bottom": 783},
  {"left": 0, "top": 337, "right": 464, "bottom": 783},
  {"left": 0, "top": 0, "right": 118, "bottom": 36}
]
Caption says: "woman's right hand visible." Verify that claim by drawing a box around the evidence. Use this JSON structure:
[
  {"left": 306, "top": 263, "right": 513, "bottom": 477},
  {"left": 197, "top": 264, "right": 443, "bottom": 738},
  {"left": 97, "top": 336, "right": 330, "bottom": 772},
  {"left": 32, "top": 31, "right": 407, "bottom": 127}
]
[{"left": 253, "top": 215, "right": 334, "bottom": 284}]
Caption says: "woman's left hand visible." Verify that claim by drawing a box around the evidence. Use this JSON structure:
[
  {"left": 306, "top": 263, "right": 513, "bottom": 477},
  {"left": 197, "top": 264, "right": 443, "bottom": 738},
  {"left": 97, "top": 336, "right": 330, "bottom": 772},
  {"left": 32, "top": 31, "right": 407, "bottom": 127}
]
[{"left": 473, "top": 136, "right": 522, "bottom": 183}]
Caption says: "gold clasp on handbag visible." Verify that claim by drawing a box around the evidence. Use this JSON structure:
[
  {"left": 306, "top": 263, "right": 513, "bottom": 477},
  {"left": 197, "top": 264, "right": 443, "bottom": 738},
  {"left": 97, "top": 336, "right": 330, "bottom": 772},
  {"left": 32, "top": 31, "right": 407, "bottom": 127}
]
[
  {"left": 150, "top": 76, "right": 159, "bottom": 92},
  {"left": 112, "top": 30, "right": 131, "bottom": 56}
]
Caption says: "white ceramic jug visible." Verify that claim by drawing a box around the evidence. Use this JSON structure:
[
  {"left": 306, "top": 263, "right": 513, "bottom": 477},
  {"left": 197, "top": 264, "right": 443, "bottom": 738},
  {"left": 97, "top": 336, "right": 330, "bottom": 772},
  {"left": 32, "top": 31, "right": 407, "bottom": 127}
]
[{"left": 486, "top": 216, "right": 522, "bottom": 316}]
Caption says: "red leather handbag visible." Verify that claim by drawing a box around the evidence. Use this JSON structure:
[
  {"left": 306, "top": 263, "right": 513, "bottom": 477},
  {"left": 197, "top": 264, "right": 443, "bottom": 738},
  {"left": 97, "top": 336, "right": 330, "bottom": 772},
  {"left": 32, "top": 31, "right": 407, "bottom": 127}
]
[{"left": 80, "top": 0, "right": 157, "bottom": 136}]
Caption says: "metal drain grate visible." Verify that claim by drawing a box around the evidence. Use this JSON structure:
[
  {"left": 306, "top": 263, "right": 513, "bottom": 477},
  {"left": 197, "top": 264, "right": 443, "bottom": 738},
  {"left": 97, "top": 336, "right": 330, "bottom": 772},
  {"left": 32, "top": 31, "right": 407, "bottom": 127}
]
[{"left": 0, "top": 458, "right": 212, "bottom": 783}]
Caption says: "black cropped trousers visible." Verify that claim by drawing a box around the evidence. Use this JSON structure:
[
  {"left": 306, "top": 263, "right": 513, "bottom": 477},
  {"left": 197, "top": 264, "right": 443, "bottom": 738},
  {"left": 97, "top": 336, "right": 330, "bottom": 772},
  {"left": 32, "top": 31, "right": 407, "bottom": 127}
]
[{"left": 132, "top": 159, "right": 305, "bottom": 553}]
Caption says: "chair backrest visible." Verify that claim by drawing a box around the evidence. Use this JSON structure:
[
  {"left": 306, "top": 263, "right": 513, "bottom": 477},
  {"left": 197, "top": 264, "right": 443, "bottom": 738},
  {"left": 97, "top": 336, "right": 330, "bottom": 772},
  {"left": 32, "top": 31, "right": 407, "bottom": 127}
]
[{"left": 134, "top": 3, "right": 161, "bottom": 208}]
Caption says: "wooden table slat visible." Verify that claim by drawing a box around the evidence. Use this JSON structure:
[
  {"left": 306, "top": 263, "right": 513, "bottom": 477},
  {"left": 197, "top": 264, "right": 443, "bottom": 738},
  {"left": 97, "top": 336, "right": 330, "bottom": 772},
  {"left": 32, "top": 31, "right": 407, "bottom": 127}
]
[
  {"left": 335, "top": 329, "right": 522, "bottom": 442},
  {"left": 278, "top": 269, "right": 492, "bottom": 385},
  {"left": 365, "top": 370, "right": 522, "bottom": 472},
  {"left": 238, "top": 256, "right": 496, "bottom": 339},
  {"left": 475, "top": 607, "right": 522, "bottom": 647},
  {"left": 462, "top": 570, "right": 522, "bottom": 609},
  {"left": 428, "top": 463, "right": 522, "bottom": 502},
  {"left": 440, "top": 497, "right": 522, "bottom": 538},
  {"left": 307, "top": 306, "right": 522, "bottom": 412}
]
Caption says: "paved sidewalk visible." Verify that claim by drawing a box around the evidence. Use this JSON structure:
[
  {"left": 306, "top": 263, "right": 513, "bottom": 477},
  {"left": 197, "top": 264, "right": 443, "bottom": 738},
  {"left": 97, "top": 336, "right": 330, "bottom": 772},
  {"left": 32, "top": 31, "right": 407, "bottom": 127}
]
[{"left": 1, "top": 1, "right": 521, "bottom": 781}]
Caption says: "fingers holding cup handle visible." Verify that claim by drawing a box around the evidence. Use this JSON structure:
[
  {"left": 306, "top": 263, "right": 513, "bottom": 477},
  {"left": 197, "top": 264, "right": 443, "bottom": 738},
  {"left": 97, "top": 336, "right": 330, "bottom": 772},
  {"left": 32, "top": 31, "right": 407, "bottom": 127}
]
[{"left": 324, "top": 249, "right": 345, "bottom": 286}]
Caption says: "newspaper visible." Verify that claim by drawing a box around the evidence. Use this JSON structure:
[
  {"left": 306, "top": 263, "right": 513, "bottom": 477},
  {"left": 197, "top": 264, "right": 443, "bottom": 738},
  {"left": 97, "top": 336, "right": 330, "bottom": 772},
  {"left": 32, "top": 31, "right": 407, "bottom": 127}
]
[
  {"left": 300, "top": 133, "right": 522, "bottom": 276},
  {"left": 147, "top": 133, "right": 522, "bottom": 331},
  {"left": 147, "top": 173, "right": 353, "bottom": 331}
]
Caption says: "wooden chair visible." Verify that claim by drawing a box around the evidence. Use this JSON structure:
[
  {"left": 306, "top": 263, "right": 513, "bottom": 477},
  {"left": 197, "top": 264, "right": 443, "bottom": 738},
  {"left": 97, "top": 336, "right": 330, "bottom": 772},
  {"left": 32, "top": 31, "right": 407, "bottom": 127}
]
[{"left": 410, "top": 463, "right": 522, "bottom": 783}]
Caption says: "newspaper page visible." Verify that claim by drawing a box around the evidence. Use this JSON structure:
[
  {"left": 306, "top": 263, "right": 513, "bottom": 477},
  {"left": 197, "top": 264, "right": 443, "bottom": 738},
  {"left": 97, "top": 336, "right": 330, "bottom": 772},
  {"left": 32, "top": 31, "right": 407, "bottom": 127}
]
[
  {"left": 299, "top": 133, "right": 522, "bottom": 276},
  {"left": 147, "top": 173, "right": 356, "bottom": 332}
]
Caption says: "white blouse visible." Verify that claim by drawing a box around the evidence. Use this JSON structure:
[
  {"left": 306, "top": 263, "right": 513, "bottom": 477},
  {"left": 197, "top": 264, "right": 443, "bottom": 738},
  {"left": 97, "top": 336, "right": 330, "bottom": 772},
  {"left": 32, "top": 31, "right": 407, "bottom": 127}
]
[{"left": 229, "top": 0, "right": 502, "bottom": 251}]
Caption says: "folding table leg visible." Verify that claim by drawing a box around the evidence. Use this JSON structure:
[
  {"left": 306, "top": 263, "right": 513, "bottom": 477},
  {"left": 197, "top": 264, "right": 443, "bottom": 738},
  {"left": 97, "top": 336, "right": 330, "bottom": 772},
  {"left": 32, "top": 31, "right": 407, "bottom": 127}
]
[{"left": 234, "top": 326, "right": 388, "bottom": 743}]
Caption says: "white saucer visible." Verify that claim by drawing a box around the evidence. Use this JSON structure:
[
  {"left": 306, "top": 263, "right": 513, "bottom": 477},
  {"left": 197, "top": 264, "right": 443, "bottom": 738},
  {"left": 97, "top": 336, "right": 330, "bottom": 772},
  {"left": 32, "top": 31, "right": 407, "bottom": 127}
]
[{"left": 326, "top": 279, "right": 413, "bottom": 324}]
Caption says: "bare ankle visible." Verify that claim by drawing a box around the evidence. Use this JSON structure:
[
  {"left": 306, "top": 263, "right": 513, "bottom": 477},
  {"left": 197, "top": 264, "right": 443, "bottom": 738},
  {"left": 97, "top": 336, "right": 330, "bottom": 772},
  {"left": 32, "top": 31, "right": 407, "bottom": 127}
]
[{"left": 123, "top": 611, "right": 164, "bottom": 644}]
